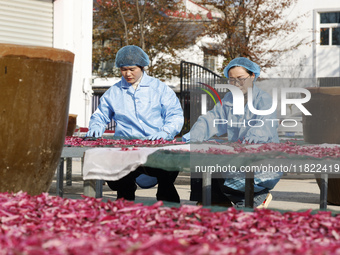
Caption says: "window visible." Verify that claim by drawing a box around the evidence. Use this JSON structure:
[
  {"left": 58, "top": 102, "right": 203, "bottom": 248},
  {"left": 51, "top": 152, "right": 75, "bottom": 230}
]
[
  {"left": 333, "top": 27, "right": 340, "bottom": 45},
  {"left": 202, "top": 43, "right": 219, "bottom": 72},
  {"left": 320, "top": 12, "right": 340, "bottom": 23},
  {"left": 203, "top": 55, "right": 216, "bottom": 71},
  {"left": 320, "top": 12, "right": 340, "bottom": 46}
]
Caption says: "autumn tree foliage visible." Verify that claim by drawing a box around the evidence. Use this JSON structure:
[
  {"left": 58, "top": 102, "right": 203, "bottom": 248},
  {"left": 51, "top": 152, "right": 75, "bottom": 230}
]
[
  {"left": 198, "top": 0, "right": 309, "bottom": 73},
  {"left": 93, "top": 0, "right": 205, "bottom": 79}
]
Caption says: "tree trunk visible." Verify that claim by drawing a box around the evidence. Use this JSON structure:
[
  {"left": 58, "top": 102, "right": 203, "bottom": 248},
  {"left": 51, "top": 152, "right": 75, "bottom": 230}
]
[
  {"left": 117, "top": 0, "right": 129, "bottom": 45},
  {"left": 136, "top": 0, "right": 146, "bottom": 50}
]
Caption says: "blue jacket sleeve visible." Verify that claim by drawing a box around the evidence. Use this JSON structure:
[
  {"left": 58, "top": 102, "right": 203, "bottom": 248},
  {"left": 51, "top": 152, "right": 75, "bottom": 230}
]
[
  {"left": 189, "top": 101, "right": 228, "bottom": 143},
  {"left": 159, "top": 85, "right": 184, "bottom": 139},
  {"left": 88, "top": 89, "right": 115, "bottom": 134}
]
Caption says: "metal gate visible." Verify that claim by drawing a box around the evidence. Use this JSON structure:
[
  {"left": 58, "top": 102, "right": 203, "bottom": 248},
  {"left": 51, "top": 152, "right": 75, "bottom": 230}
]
[
  {"left": 91, "top": 87, "right": 115, "bottom": 130},
  {"left": 179, "top": 61, "right": 228, "bottom": 135}
]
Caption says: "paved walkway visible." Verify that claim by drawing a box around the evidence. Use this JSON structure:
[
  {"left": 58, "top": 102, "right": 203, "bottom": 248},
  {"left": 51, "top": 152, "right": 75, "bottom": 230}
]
[{"left": 48, "top": 159, "right": 340, "bottom": 212}]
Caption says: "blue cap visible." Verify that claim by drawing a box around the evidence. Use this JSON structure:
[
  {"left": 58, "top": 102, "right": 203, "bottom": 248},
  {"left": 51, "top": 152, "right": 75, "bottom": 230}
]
[
  {"left": 115, "top": 45, "right": 149, "bottom": 67},
  {"left": 223, "top": 57, "right": 260, "bottom": 80}
]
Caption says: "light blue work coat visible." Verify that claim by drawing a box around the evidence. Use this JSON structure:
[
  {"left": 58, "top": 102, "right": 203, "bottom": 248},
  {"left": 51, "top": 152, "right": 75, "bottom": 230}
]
[
  {"left": 89, "top": 72, "right": 184, "bottom": 139},
  {"left": 188, "top": 84, "right": 279, "bottom": 143},
  {"left": 186, "top": 84, "right": 281, "bottom": 192}
]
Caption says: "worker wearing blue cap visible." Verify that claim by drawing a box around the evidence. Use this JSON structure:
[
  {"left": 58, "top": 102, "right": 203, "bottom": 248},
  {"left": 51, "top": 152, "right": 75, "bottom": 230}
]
[
  {"left": 183, "top": 57, "right": 279, "bottom": 144},
  {"left": 88, "top": 45, "right": 183, "bottom": 140},
  {"left": 183, "top": 57, "right": 281, "bottom": 208},
  {"left": 87, "top": 45, "right": 184, "bottom": 203}
]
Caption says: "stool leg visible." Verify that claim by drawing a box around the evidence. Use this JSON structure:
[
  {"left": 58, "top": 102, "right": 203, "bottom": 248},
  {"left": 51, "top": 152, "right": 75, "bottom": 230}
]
[
  {"left": 66, "top": 158, "right": 72, "bottom": 186},
  {"left": 95, "top": 180, "right": 103, "bottom": 198},
  {"left": 56, "top": 158, "right": 64, "bottom": 197},
  {"left": 245, "top": 171, "right": 254, "bottom": 208},
  {"left": 84, "top": 180, "right": 96, "bottom": 197},
  {"left": 81, "top": 154, "right": 96, "bottom": 197},
  {"left": 202, "top": 171, "right": 211, "bottom": 206},
  {"left": 82, "top": 152, "right": 102, "bottom": 198},
  {"left": 320, "top": 173, "right": 328, "bottom": 210}
]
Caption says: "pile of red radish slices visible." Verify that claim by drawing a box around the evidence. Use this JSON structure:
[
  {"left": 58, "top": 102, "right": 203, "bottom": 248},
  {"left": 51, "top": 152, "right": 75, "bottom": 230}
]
[
  {"left": 64, "top": 136, "right": 185, "bottom": 148},
  {"left": 1, "top": 192, "right": 340, "bottom": 255}
]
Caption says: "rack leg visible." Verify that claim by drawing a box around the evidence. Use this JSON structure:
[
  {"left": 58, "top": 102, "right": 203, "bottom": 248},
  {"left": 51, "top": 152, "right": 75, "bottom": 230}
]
[
  {"left": 56, "top": 158, "right": 64, "bottom": 197},
  {"left": 320, "top": 173, "right": 328, "bottom": 210}
]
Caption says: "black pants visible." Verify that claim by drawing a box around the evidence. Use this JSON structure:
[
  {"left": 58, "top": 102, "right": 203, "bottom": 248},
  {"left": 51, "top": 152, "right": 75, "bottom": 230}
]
[{"left": 107, "top": 166, "right": 180, "bottom": 203}]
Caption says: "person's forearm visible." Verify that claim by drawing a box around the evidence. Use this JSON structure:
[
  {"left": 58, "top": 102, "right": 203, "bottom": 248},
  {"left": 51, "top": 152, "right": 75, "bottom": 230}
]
[
  {"left": 88, "top": 111, "right": 110, "bottom": 129},
  {"left": 162, "top": 115, "right": 184, "bottom": 139}
]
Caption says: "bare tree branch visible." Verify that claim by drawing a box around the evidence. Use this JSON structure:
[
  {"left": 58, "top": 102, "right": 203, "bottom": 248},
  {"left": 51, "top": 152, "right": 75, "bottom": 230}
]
[
  {"left": 117, "top": 0, "right": 129, "bottom": 45},
  {"left": 135, "top": 0, "right": 146, "bottom": 50}
]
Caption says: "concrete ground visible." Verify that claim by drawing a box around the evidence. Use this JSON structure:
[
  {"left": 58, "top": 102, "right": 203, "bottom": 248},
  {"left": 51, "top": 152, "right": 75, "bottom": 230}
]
[{"left": 48, "top": 159, "right": 340, "bottom": 212}]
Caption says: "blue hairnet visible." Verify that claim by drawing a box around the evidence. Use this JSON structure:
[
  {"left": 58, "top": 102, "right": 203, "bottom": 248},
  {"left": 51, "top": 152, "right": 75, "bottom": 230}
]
[
  {"left": 223, "top": 57, "right": 260, "bottom": 80},
  {"left": 115, "top": 45, "right": 149, "bottom": 67}
]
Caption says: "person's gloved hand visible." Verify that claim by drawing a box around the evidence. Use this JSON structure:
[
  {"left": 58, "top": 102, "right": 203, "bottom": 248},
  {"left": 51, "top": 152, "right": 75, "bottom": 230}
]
[
  {"left": 146, "top": 131, "right": 169, "bottom": 141},
  {"left": 243, "top": 136, "right": 259, "bottom": 144},
  {"left": 86, "top": 126, "right": 104, "bottom": 138},
  {"left": 243, "top": 128, "right": 269, "bottom": 144},
  {"left": 182, "top": 132, "right": 190, "bottom": 143}
]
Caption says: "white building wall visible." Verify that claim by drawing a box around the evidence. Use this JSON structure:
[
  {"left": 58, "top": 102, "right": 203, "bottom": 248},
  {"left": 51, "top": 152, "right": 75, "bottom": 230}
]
[
  {"left": 179, "top": 0, "right": 340, "bottom": 80},
  {"left": 53, "top": 0, "right": 93, "bottom": 128},
  {"left": 263, "top": 0, "right": 340, "bottom": 79},
  {"left": 183, "top": 0, "right": 223, "bottom": 19},
  {"left": 0, "top": 0, "right": 53, "bottom": 47},
  {"left": 314, "top": 6, "right": 340, "bottom": 77}
]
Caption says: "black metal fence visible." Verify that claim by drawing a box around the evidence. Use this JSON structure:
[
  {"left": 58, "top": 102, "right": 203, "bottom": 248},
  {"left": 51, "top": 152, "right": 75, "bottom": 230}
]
[
  {"left": 179, "top": 61, "right": 228, "bottom": 135},
  {"left": 91, "top": 86, "right": 115, "bottom": 130}
]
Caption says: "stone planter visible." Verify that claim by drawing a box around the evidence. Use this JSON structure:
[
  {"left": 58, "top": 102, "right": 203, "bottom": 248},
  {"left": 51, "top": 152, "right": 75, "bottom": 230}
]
[{"left": 0, "top": 44, "right": 74, "bottom": 195}]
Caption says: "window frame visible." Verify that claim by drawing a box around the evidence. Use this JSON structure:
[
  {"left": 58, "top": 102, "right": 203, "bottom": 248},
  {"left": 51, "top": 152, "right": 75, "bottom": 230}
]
[{"left": 318, "top": 11, "right": 340, "bottom": 47}]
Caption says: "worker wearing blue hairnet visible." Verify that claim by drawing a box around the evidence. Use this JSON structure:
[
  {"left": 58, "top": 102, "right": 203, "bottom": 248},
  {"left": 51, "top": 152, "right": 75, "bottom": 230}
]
[
  {"left": 183, "top": 57, "right": 279, "bottom": 144},
  {"left": 183, "top": 57, "right": 281, "bottom": 208},
  {"left": 87, "top": 45, "right": 184, "bottom": 203}
]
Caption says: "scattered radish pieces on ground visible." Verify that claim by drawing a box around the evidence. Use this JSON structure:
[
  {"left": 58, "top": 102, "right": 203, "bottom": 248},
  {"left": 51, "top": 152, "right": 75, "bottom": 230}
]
[{"left": 1, "top": 192, "right": 340, "bottom": 254}]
